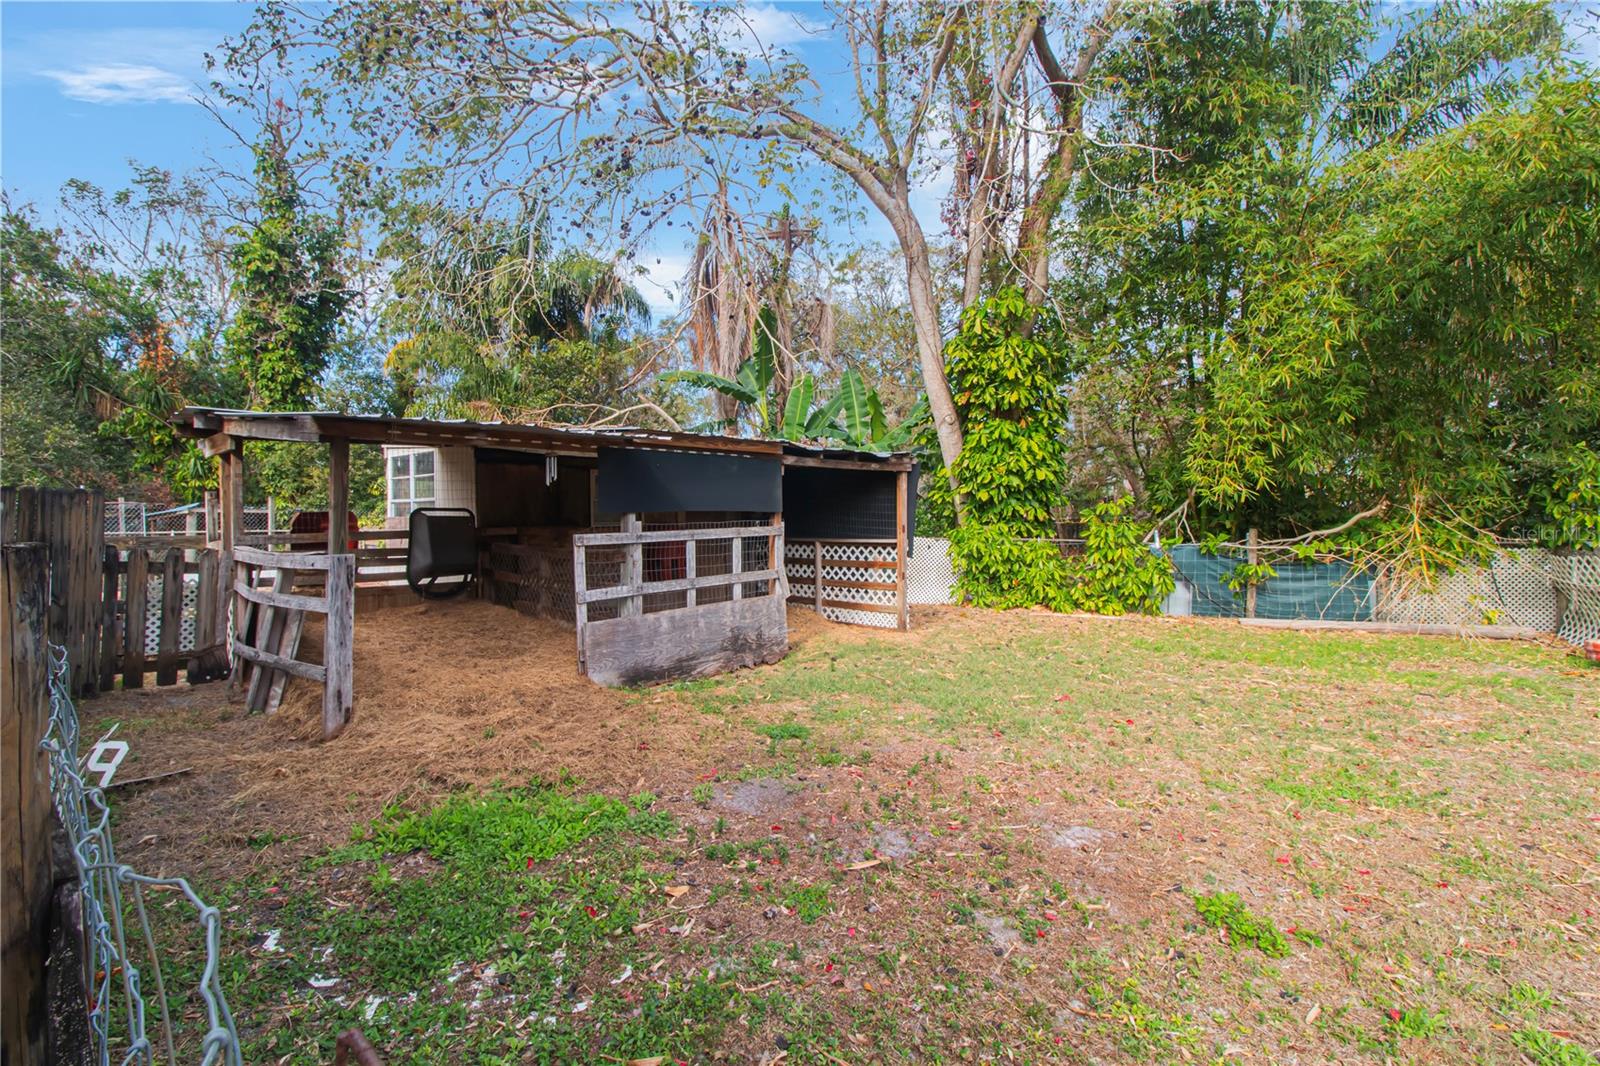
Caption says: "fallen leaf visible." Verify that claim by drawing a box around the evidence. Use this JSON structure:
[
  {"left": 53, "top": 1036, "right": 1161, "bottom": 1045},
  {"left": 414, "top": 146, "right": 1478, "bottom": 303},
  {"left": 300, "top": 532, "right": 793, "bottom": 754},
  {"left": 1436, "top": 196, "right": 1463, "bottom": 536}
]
[
  {"left": 663, "top": 885, "right": 690, "bottom": 898},
  {"left": 845, "top": 859, "right": 881, "bottom": 871},
  {"left": 1305, "top": 1004, "right": 1321, "bottom": 1024}
]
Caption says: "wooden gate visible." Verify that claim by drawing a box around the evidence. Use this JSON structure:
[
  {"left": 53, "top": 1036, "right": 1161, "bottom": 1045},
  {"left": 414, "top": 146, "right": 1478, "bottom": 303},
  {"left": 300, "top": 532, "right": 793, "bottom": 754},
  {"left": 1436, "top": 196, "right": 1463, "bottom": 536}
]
[
  {"left": 573, "top": 520, "right": 787, "bottom": 686},
  {"left": 230, "top": 546, "right": 354, "bottom": 738}
]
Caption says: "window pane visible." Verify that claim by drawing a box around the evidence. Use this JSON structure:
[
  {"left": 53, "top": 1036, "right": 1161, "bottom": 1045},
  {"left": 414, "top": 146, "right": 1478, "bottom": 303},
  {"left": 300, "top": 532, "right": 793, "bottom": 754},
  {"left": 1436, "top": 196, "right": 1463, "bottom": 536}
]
[
  {"left": 389, "top": 454, "right": 409, "bottom": 477},
  {"left": 388, "top": 500, "right": 405, "bottom": 517},
  {"left": 413, "top": 451, "right": 435, "bottom": 475},
  {"left": 415, "top": 496, "right": 436, "bottom": 509},
  {"left": 412, "top": 475, "right": 434, "bottom": 499}
]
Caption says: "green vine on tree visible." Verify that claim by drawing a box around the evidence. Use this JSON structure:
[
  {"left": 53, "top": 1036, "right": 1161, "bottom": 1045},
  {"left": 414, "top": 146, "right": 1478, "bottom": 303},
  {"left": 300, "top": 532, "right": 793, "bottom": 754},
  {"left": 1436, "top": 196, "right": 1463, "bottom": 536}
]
[{"left": 223, "top": 132, "right": 350, "bottom": 411}]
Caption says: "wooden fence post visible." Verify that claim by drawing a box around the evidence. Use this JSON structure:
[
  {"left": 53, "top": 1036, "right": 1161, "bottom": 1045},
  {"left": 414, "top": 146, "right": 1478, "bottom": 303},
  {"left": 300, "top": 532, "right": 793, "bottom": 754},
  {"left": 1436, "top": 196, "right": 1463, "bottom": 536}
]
[
  {"left": 322, "top": 554, "right": 355, "bottom": 740},
  {"left": 98, "top": 546, "right": 119, "bottom": 693},
  {"left": 2, "top": 543, "right": 52, "bottom": 1066},
  {"left": 122, "top": 549, "right": 148, "bottom": 689},
  {"left": 1245, "top": 528, "right": 1260, "bottom": 619},
  {"left": 895, "top": 470, "right": 909, "bottom": 631},
  {"left": 155, "top": 548, "right": 183, "bottom": 686},
  {"left": 620, "top": 514, "right": 642, "bottom": 616}
]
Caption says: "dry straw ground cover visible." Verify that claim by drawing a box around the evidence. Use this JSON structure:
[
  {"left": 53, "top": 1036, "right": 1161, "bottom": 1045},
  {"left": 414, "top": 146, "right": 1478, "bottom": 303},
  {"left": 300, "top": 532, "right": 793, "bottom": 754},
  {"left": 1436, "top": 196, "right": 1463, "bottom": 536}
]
[{"left": 89, "top": 603, "right": 1598, "bottom": 1064}]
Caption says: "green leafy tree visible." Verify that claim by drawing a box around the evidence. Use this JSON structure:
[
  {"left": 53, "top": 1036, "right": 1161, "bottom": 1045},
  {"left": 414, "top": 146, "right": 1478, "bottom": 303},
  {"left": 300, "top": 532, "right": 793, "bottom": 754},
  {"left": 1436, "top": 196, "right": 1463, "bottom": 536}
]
[{"left": 224, "top": 132, "right": 350, "bottom": 411}]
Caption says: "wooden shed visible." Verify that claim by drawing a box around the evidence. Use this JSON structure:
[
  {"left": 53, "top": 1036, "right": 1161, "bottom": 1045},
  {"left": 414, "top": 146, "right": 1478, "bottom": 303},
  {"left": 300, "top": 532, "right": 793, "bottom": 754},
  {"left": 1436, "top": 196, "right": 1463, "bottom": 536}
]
[{"left": 173, "top": 408, "right": 916, "bottom": 694}]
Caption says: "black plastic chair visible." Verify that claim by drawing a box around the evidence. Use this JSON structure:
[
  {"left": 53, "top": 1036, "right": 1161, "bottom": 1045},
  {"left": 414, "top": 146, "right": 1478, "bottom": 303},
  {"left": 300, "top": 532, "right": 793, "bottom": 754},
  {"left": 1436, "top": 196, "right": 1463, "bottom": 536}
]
[{"left": 406, "top": 508, "right": 478, "bottom": 599}]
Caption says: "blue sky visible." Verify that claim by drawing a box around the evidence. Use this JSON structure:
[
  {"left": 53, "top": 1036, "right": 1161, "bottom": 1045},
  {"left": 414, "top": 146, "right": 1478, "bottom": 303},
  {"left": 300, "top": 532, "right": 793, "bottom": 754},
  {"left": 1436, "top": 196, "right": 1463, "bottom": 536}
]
[{"left": 4, "top": 1, "right": 1597, "bottom": 319}]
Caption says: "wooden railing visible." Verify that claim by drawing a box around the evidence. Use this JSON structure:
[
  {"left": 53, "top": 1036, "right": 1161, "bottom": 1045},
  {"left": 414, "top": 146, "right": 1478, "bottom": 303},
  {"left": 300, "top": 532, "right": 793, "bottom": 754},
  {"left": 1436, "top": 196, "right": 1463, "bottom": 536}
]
[
  {"left": 571, "top": 520, "right": 787, "bottom": 685},
  {"left": 231, "top": 546, "right": 354, "bottom": 739}
]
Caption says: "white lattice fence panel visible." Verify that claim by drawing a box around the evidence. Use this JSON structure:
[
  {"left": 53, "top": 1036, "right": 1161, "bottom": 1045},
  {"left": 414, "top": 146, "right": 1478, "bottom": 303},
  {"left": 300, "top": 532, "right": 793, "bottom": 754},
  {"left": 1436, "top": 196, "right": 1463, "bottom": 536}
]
[
  {"left": 1554, "top": 553, "right": 1600, "bottom": 646},
  {"left": 142, "top": 574, "right": 201, "bottom": 655},
  {"left": 785, "top": 542, "right": 901, "bottom": 629},
  {"left": 906, "top": 537, "right": 957, "bottom": 605},
  {"left": 1375, "top": 548, "right": 1559, "bottom": 630}
]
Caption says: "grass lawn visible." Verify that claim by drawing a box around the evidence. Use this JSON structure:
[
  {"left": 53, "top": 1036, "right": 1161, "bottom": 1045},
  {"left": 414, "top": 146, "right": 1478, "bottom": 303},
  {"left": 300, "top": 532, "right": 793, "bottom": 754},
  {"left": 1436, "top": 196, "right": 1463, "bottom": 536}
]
[{"left": 105, "top": 607, "right": 1598, "bottom": 1064}]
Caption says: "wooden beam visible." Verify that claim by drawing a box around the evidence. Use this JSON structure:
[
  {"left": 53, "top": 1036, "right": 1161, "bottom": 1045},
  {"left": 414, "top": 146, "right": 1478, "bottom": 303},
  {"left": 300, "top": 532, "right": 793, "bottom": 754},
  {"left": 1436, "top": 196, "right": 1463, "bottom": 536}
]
[
  {"left": 199, "top": 432, "right": 238, "bottom": 458},
  {"left": 572, "top": 523, "right": 780, "bottom": 547},
  {"left": 327, "top": 438, "right": 350, "bottom": 557},
  {"left": 780, "top": 453, "right": 914, "bottom": 472},
  {"left": 220, "top": 414, "right": 321, "bottom": 443}
]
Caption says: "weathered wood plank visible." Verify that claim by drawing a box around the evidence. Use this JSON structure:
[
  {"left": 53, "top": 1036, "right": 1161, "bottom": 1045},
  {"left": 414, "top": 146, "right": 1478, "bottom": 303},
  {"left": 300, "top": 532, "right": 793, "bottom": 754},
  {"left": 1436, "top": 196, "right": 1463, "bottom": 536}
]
[
  {"left": 121, "top": 549, "right": 148, "bottom": 688},
  {"left": 327, "top": 438, "right": 350, "bottom": 556},
  {"left": 573, "top": 523, "right": 780, "bottom": 547},
  {"left": 232, "top": 545, "right": 335, "bottom": 571},
  {"left": 582, "top": 594, "right": 787, "bottom": 687},
  {"left": 786, "top": 596, "right": 902, "bottom": 615},
  {"left": 155, "top": 548, "right": 184, "bottom": 685},
  {"left": 231, "top": 640, "right": 326, "bottom": 682},
  {"left": 576, "top": 567, "right": 781, "bottom": 605},
  {"left": 263, "top": 608, "right": 306, "bottom": 714},
  {"left": 98, "top": 546, "right": 119, "bottom": 692},
  {"left": 231, "top": 577, "right": 329, "bottom": 615},
  {"left": 187, "top": 551, "right": 220, "bottom": 683},
  {"left": 321, "top": 554, "right": 355, "bottom": 740},
  {"left": 245, "top": 569, "right": 294, "bottom": 712},
  {"left": 2, "top": 543, "right": 51, "bottom": 1065}
]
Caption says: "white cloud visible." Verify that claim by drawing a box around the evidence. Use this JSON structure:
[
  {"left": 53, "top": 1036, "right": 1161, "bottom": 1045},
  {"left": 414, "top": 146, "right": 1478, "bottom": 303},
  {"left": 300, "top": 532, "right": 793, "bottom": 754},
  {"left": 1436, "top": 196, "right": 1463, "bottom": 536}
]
[
  {"left": 42, "top": 62, "right": 198, "bottom": 105},
  {"left": 731, "top": 4, "right": 829, "bottom": 49},
  {"left": 632, "top": 248, "right": 693, "bottom": 321}
]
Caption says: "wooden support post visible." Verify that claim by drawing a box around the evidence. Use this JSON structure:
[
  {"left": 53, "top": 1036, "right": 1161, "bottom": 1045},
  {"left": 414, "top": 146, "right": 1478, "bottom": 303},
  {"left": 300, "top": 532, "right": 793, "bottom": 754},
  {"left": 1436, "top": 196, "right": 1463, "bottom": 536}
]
[
  {"left": 327, "top": 439, "right": 350, "bottom": 557},
  {"left": 322, "top": 554, "right": 355, "bottom": 740},
  {"left": 895, "top": 470, "right": 909, "bottom": 631},
  {"left": 122, "top": 549, "right": 148, "bottom": 688},
  {"left": 98, "top": 546, "right": 118, "bottom": 693},
  {"left": 573, "top": 541, "right": 589, "bottom": 669},
  {"left": 684, "top": 540, "right": 697, "bottom": 609},
  {"left": 813, "top": 541, "right": 823, "bottom": 611},
  {"left": 1245, "top": 528, "right": 1259, "bottom": 619},
  {"left": 219, "top": 448, "right": 244, "bottom": 693},
  {"left": 2, "top": 544, "right": 51, "bottom": 1066},
  {"left": 620, "top": 514, "right": 642, "bottom": 616},
  {"left": 769, "top": 512, "right": 784, "bottom": 600},
  {"left": 155, "top": 548, "right": 184, "bottom": 685},
  {"left": 731, "top": 531, "right": 744, "bottom": 601}
]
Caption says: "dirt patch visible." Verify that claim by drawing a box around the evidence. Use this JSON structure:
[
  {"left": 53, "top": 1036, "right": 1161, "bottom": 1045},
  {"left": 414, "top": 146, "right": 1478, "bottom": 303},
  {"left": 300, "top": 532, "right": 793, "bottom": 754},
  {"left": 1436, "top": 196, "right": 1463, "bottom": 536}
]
[
  {"left": 84, "top": 601, "right": 850, "bottom": 877},
  {"left": 712, "top": 778, "right": 799, "bottom": 816}
]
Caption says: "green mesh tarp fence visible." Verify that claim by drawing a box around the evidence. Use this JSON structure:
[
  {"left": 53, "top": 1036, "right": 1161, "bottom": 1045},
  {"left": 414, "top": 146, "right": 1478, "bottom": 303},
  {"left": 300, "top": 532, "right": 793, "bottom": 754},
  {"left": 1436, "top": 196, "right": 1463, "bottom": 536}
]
[{"left": 1165, "top": 545, "right": 1376, "bottom": 621}]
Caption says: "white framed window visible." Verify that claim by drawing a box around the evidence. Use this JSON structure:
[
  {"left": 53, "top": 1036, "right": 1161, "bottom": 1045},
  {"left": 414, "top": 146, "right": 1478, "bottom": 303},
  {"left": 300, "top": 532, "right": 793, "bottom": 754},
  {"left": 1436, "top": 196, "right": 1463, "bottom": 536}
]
[{"left": 388, "top": 450, "right": 436, "bottom": 517}]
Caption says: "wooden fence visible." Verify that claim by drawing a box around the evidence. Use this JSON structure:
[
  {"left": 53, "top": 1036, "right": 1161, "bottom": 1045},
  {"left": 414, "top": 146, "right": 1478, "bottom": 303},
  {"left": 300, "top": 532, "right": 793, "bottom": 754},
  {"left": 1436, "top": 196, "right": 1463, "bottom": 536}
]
[
  {"left": 230, "top": 546, "right": 354, "bottom": 739},
  {"left": 0, "top": 488, "right": 106, "bottom": 695},
  {"left": 573, "top": 519, "right": 787, "bottom": 686},
  {"left": 100, "top": 545, "right": 228, "bottom": 690}
]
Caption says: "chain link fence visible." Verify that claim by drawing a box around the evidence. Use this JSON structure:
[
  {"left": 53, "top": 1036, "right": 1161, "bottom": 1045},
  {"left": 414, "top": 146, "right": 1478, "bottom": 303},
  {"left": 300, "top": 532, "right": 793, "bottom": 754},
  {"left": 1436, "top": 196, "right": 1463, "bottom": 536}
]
[
  {"left": 104, "top": 502, "right": 280, "bottom": 537},
  {"left": 39, "top": 642, "right": 242, "bottom": 1065}
]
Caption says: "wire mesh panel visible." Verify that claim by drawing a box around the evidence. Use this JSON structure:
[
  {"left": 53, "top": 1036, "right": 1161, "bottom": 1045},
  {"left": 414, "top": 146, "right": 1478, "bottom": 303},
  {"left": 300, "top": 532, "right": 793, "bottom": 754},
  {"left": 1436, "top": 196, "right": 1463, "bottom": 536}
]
[
  {"left": 905, "top": 536, "right": 958, "bottom": 605},
  {"left": 40, "top": 644, "right": 243, "bottom": 1065},
  {"left": 484, "top": 541, "right": 576, "bottom": 624}
]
